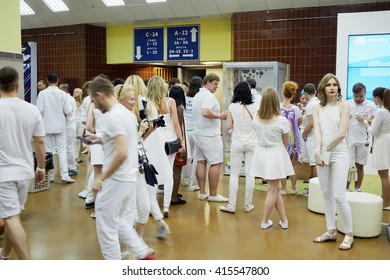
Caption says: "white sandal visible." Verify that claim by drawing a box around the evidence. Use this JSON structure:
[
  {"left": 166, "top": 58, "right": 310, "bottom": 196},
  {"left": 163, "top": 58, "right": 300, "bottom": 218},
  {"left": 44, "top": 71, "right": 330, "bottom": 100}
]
[
  {"left": 339, "top": 235, "right": 354, "bottom": 250},
  {"left": 313, "top": 232, "right": 337, "bottom": 243}
]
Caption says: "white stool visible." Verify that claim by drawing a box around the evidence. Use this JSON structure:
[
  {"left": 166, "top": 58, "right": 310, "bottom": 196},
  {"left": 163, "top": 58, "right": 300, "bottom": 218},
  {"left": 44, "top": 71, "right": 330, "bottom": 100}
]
[
  {"left": 337, "top": 192, "right": 383, "bottom": 238},
  {"left": 308, "top": 177, "right": 324, "bottom": 214}
]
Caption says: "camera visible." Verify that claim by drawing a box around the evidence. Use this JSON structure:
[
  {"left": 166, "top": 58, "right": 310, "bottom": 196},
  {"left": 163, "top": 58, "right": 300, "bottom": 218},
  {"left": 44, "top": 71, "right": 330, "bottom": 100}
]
[{"left": 151, "top": 115, "right": 165, "bottom": 128}]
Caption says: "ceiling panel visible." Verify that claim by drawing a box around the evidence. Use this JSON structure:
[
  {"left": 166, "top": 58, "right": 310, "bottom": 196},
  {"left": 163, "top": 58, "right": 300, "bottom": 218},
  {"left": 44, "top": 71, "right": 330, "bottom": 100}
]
[
  {"left": 214, "top": 0, "right": 243, "bottom": 14},
  {"left": 19, "top": 0, "right": 386, "bottom": 29},
  {"left": 168, "top": 0, "right": 198, "bottom": 18}
]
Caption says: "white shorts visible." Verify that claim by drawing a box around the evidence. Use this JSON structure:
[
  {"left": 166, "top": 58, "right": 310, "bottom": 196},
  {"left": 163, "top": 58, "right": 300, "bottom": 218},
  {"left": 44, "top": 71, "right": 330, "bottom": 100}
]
[
  {"left": 193, "top": 134, "right": 223, "bottom": 165},
  {"left": 90, "top": 144, "right": 104, "bottom": 165},
  {"left": 349, "top": 142, "right": 369, "bottom": 165},
  {"left": 0, "top": 179, "right": 31, "bottom": 218},
  {"left": 305, "top": 138, "right": 316, "bottom": 166}
]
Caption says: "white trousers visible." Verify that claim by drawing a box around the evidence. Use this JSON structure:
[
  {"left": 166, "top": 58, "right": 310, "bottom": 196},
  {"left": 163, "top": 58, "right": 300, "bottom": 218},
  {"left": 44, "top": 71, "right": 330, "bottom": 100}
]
[
  {"left": 135, "top": 173, "right": 151, "bottom": 224},
  {"left": 228, "top": 143, "right": 255, "bottom": 207},
  {"left": 45, "top": 132, "right": 69, "bottom": 178},
  {"left": 181, "top": 130, "right": 198, "bottom": 187},
  {"left": 316, "top": 150, "right": 353, "bottom": 233},
  {"left": 66, "top": 126, "right": 77, "bottom": 170},
  {"left": 95, "top": 178, "right": 149, "bottom": 260},
  {"left": 73, "top": 123, "right": 84, "bottom": 159}
]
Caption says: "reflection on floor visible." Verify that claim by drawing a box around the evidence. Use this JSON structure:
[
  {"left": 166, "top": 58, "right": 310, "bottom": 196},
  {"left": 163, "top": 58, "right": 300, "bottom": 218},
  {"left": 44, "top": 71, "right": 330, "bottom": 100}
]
[{"left": 1, "top": 154, "right": 390, "bottom": 260}]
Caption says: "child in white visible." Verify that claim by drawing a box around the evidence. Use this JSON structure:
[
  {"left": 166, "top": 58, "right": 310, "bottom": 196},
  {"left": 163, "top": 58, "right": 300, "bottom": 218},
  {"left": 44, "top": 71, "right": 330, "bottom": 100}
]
[{"left": 249, "top": 88, "right": 294, "bottom": 230}]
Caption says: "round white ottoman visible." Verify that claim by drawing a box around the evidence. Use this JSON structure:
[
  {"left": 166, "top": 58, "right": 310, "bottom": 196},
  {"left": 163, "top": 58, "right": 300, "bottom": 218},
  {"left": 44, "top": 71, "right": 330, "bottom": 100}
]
[
  {"left": 308, "top": 177, "right": 324, "bottom": 214},
  {"left": 337, "top": 192, "right": 383, "bottom": 238}
]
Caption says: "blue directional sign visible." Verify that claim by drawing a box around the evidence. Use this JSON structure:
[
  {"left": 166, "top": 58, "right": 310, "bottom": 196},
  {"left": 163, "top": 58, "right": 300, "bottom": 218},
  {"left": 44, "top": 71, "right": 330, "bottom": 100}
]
[
  {"left": 167, "top": 25, "right": 200, "bottom": 61},
  {"left": 134, "top": 27, "right": 164, "bottom": 62}
]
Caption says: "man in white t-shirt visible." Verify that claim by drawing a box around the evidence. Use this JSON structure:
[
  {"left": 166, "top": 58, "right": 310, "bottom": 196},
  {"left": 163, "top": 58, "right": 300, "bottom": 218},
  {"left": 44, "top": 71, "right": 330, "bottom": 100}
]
[
  {"left": 0, "top": 66, "right": 46, "bottom": 260},
  {"left": 193, "top": 73, "right": 228, "bottom": 202},
  {"left": 36, "top": 73, "right": 74, "bottom": 183},
  {"left": 86, "top": 76, "right": 153, "bottom": 260},
  {"left": 345, "top": 82, "right": 377, "bottom": 192},
  {"left": 60, "top": 83, "right": 78, "bottom": 175},
  {"left": 301, "top": 83, "right": 320, "bottom": 190},
  {"left": 247, "top": 78, "right": 261, "bottom": 105}
]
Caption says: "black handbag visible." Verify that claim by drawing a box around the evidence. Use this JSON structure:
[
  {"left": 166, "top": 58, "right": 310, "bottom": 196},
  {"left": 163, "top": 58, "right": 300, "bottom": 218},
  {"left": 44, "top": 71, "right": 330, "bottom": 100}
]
[{"left": 164, "top": 138, "right": 181, "bottom": 155}]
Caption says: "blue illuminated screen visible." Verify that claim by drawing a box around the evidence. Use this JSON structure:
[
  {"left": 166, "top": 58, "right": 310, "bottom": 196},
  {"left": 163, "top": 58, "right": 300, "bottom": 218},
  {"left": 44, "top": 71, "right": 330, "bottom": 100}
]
[{"left": 347, "top": 33, "right": 390, "bottom": 101}]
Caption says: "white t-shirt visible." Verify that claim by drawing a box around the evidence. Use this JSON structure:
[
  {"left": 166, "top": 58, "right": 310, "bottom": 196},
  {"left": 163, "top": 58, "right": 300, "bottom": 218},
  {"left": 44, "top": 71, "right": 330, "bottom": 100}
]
[
  {"left": 253, "top": 116, "right": 290, "bottom": 147},
  {"left": 304, "top": 97, "right": 320, "bottom": 140},
  {"left": 346, "top": 99, "right": 377, "bottom": 143},
  {"left": 80, "top": 95, "right": 91, "bottom": 124},
  {"left": 65, "top": 93, "right": 76, "bottom": 130},
  {"left": 100, "top": 103, "right": 138, "bottom": 182},
  {"left": 251, "top": 89, "right": 261, "bottom": 106},
  {"left": 36, "top": 85, "right": 71, "bottom": 133},
  {"left": 193, "top": 87, "right": 221, "bottom": 137},
  {"left": 0, "top": 98, "right": 45, "bottom": 182},
  {"left": 184, "top": 95, "right": 194, "bottom": 131},
  {"left": 228, "top": 102, "right": 257, "bottom": 147}
]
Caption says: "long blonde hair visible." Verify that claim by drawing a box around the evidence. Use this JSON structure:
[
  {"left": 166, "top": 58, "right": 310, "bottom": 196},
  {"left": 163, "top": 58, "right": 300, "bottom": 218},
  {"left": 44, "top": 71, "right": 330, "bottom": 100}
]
[
  {"left": 125, "top": 75, "right": 147, "bottom": 123},
  {"left": 258, "top": 87, "right": 280, "bottom": 119},
  {"left": 146, "top": 76, "right": 167, "bottom": 116},
  {"left": 73, "top": 88, "right": 83, "bottom": 108}
]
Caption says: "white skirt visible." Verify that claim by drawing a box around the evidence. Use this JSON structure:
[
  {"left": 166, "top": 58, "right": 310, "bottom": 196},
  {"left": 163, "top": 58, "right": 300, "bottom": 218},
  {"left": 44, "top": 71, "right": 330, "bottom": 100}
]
[
  {"left": 372, "top": 133, "right": 390, "bottom": 170},
  {"left": 249, "top": 143, "right": 294, "bottom": 180}
]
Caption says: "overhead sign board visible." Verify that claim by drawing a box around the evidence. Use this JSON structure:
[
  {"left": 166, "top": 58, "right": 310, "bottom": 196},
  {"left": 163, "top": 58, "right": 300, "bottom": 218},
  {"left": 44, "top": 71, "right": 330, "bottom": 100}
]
[
  {"left": 134, "top": 27, "right": 164, "bottom": 62},
  {"left": 167, "top": 25, "right": 200, "bottom": 61}
]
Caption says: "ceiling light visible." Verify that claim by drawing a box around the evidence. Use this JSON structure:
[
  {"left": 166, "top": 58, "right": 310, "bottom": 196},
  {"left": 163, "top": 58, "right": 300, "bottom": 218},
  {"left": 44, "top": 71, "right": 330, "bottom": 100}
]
[
  {"left": 20, "top": 0, "right": 35, "bottom": 15},
  {"left": 42, "top": 0, "right": 69, "bottom": 12},
  {"left": 145, "top": 0, "right": 167, "bottom": 3},
  {"left": 102, "top": 0, "right": 125, "bottom": 6}
]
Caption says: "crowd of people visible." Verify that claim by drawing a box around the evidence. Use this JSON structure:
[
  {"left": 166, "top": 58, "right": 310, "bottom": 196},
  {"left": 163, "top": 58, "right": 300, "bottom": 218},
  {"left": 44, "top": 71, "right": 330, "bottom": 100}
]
[{"left": 1, "top": 66, "right": 390, "bottom": 260}]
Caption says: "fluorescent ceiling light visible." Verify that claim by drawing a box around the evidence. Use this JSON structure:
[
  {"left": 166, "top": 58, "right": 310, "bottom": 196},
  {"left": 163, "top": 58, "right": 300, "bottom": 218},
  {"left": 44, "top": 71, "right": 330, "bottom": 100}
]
[
  {"left": 145, "top": 0, "right": 167, "bottom": 3},
  {"left": 42, "top": 0, "right": 69, "bottom": 12},
  {"left": 20, "top": 0, "right": 35, "bottom": 15},
  {"left": 102, "top": 0, "right": 125, "bottom": 6}
]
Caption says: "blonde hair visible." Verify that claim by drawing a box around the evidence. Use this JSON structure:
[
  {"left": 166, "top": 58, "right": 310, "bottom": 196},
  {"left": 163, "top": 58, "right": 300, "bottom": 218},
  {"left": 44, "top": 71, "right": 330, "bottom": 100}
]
[
  {"left": 124, "top": 75, "right": 148, "bottom": 122},
  {"left": 258, "top": 87, "right": 280, "bottom": 119},
  {"left": 146, "top": 76, "right": 167, "bottom": 116},
  {"left": 282, "top": 81, "right": 298, "bottom": 99},
  {"left": 73, "top": 88, "right": 83, "bottom": 108},
  {"left": 114, "top": 84, "right": 134, "bottom": 102}
]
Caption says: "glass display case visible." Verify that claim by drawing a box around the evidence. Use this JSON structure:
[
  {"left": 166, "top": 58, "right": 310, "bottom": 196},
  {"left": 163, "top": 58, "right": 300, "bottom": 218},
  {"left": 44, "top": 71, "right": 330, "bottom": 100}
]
[{"left": 222, "top": 61, "right": 290, "bottom": 174}]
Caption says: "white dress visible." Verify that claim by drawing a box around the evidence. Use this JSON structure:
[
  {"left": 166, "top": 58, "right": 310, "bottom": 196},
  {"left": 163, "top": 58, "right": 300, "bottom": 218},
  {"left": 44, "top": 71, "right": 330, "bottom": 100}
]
[
  {"left": 143, "top": 100, "right": 175, "bottom": 185},
  {"left": 368, "top": 108, "right": 390, "bottom": 170},
  {"left": 249, "top": 115, "right": 294, "bottom": 180}
]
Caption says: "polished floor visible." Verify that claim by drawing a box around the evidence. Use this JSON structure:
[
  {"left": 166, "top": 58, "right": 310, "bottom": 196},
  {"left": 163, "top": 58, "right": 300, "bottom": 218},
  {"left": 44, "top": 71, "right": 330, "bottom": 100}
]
[{"left": 1, "top": 154, "right": 390, "bottom": 260}]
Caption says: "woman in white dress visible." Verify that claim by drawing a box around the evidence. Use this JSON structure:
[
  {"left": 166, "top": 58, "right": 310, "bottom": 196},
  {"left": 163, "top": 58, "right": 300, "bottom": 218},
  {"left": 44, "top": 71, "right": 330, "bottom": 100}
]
[
  {"left": 312, "top": 73, "right": 353, "bottom": 250},
  {"left": 250, "top": 87, "right": 294, "bottom": 230},
  {"left": 220, "top": 81, "right": 257, "bottom": 213},
  {"left": 145, "top": 76, "right": 185, "bottom": 217},
  {"left": 365, "top": 87, "right": 390, "bottom": 210}
]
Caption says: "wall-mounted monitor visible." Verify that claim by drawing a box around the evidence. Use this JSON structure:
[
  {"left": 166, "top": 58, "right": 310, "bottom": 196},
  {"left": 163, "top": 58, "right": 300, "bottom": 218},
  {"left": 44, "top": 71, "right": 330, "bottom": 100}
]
[{"left": 347, "top": 33, "right": 390, "bottom": 101}]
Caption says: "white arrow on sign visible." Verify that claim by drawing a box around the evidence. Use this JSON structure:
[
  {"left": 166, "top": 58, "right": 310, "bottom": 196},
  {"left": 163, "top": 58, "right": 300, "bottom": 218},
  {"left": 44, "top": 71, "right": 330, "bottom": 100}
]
[
  {"left": 183, "top": 54, "right": 194, "bottom": 57},
  {"left": 190, "top": 27, "right": 198, "bottom": 42},
  {"left": 135, "top": 46, "right": 142, "bottom": 60},
  {"left": 169, "top": 54, "right": 180, "bottom": 58}
]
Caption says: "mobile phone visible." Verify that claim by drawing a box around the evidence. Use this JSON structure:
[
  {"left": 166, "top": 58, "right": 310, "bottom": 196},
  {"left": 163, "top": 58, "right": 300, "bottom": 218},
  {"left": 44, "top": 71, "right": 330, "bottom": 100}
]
[{"left": 76, "top": 136, "right": 92, "bottom": 144}]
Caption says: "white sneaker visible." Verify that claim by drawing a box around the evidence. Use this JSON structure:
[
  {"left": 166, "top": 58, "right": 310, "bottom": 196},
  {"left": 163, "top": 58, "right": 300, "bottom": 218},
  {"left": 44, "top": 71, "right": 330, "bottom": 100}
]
[
  {"left": 208, "top": 194, "right": 228, "bottom": 202},
  {"left": 244, "top": 204, "right": 255, "bottom": 212},
  {"left": 198, "top": 193, "right": 209, "bottom": 200},
  {"left": 261, "top": 220, "right": 273, "bottom": 229},
  {"left": 78, "top": 190, "right": 87, "bottom": 199},
  {"left": 49, "top": 174, "right": 54, "bottom": 182},
  {"left": 354, "top": 188, "right": 362, "bottom": 192},
  {"left": 163, "top": 206, "right": 169, "bottom": 218},
  {"left": 189, "top": 185, "right": 200, "bottom": 192},
  {"left": 219, "top": 204, "right": 236, "bottom": 213},
  {"left": 279, "top": 220, "right": 288, "bottom": 229},
  {"left": 121, "top": 250, "right": 137, "bottom": 260},
  {"left": 157, "top": 221, "right": 171, "bottom": 239},
  {"left": 0, "top": 248, "right": 9, "bottom": 260},
  {"left": 61, "top": 175, "right": 75, "bottom": 183}
]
